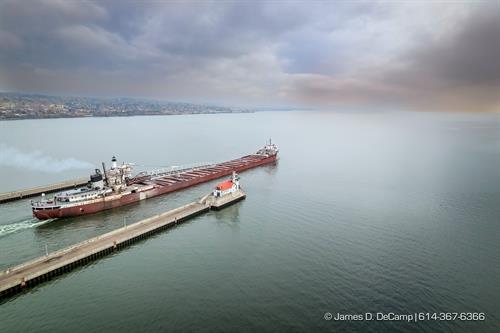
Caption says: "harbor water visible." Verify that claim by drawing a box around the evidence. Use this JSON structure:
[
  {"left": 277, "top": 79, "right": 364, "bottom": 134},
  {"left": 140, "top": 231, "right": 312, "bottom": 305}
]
[{"left": 0, "top": 111, "right": 499, "bottom": 332}]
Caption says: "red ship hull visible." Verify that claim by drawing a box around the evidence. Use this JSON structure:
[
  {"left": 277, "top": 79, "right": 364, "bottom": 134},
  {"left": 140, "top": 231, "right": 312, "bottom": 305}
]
[{"left": 33, "top": 154, "right": 276, "bottom": 220}]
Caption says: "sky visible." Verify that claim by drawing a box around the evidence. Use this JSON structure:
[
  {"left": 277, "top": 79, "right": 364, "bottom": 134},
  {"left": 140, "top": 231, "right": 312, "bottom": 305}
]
[{"left": 0, "top": 0, "right": 499, "bottom": 111}]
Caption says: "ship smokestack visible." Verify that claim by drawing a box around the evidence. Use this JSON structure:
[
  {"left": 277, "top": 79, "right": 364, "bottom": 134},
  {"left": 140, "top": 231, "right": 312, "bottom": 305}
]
[{"left": 111, "top": 156, "right": 117, "bottom": 169}]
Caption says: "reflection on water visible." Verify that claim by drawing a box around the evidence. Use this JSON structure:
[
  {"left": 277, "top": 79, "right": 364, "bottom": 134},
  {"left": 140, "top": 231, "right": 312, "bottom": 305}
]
[{"left": 213, "top": 202, "right": 242, "bottom": 226}]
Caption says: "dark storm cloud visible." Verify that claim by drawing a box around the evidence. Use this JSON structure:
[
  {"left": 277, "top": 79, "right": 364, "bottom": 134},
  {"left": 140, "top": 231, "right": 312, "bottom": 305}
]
[
  {"left": 289, "top": 3, "right": 500, "bottom": 111},
  {"left": 0, "top": 0, "right": 110, "bottom": 68},
  {"left": 131, "top": 1, "right": 315, "bottom": 60},
  {"left": 0, "top": 0, "right": 498, "bottom": 110},
  {"left": 0, "top": 0, "right": 321, "bottom": 103},
  {"left": 385, "top": 4, "right": 500, "bottom": 111},
  {"left": 0, "top": 1, "right": 311, "bottom": 72},
  {"left": 409, "top": 9, "right": 500, "bottom": 86}
]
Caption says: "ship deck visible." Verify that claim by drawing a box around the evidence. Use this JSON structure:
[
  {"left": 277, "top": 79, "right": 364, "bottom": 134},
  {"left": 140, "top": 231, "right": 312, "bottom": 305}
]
[{"left": 129, "top": 154, "right": 272, "bottom": 187}]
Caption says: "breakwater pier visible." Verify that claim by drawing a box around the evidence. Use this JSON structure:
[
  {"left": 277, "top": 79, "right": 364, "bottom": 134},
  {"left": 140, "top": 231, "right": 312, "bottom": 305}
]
[
  {"left": 0, "top": 178, "right": 88, "bottom": 204},
  {"left": 0, "top": 189, "right": 246, "bottom": 300}
]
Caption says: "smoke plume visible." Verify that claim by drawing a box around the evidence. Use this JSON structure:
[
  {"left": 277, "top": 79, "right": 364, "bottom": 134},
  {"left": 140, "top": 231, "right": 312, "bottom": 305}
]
[{"left": 0, "top": 144, "right": 94, "bottom": 172}]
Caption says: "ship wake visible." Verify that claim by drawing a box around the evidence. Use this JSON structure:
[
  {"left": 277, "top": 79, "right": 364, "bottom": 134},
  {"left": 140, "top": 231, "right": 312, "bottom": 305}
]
[{"left": 0, "top": 218, "right": 53, "bottom": 238}]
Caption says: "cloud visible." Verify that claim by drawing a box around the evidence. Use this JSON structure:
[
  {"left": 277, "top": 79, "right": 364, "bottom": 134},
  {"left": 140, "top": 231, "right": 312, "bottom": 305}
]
[
  {"left": 0, "top": 30, "right": 23, "bottom": 49},
  {"left": 0, "top": 0, "right": 107, "bottom": 34},
  {"left": 0, "top": 0, "right": 498, "bottom": 111},
  {"left": 55, "top": 24, "right": 140, "bottom": 67},
  {"left": 408, "top": 9, "right": 500, "bottom": 86},
  {"left": 287, "top": 3, "right": 500, "bottom": 111}
]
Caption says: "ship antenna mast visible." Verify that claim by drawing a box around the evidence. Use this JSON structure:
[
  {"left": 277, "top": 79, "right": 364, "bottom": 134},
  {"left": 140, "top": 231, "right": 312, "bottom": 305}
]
[{"left": 102, "top": 162, "right": 108, "bottom": 186}]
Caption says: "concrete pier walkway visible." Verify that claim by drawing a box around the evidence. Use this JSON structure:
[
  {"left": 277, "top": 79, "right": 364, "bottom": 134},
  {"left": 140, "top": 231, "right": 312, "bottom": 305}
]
[
  {"left": 0, "top": 189, "right": 246, "bottom": 300},
  {"left": 0, "top": 178, "right": 88, "bottom": 204}
]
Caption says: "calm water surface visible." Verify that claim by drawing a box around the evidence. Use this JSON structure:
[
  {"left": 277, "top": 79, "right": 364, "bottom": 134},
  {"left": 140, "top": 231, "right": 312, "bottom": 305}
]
[{"left": 0, "top": 111, "right": 499, "bottom": 332}]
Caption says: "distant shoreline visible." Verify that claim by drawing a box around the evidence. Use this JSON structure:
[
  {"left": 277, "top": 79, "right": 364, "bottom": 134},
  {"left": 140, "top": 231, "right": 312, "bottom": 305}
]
[
  {"left": 0, "top": 92, "right": 257, "bottom": 121},
  {"left": 0, "top": 110, "right": 255, "bottom": 121}
]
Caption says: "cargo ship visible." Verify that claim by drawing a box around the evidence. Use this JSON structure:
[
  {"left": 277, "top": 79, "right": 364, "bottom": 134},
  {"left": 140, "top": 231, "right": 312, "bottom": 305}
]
[{"left": 31, "top": 141, "right": 278, "bottom": 220}]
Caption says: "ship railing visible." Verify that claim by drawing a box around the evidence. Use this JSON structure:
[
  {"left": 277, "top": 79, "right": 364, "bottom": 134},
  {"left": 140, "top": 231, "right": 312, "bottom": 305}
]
[
  {"left": 31, "top": 199, "right": 55, "bottom": 207},
  {"left": 148, "top": 162, "right": 215, "bottom": 179}
]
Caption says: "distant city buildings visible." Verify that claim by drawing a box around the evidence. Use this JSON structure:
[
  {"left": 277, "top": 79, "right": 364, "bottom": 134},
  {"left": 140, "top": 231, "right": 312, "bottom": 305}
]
[{"left": 0, "top": 93, "right": 252, "bottom": 120}]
